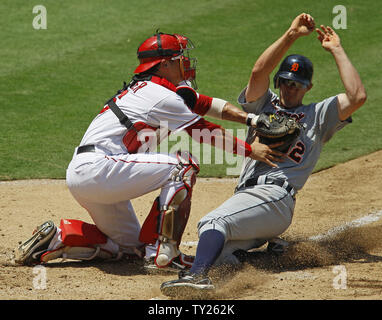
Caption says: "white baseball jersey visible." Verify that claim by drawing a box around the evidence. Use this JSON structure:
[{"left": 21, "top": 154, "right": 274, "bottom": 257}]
[{"left": 79, "top": 78, "right": 201, "bottom": 155}]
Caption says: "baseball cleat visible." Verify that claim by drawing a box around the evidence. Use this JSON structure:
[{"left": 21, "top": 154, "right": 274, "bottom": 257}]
[
  {"left": 144, "top": 253, "right": 194, "bottom": 273},
  {"left": 14, "top": 220, "right": 57, "bottom": 265},
  {"left": 160, "top": 271, "right": 215, "bottom": 297},
  {"left": 267, "top": 237, "right": 289, "bottom": 254}
]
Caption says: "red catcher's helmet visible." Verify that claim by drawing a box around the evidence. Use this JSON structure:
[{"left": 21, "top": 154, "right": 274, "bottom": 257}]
[{"left": 134, "top": 32, "right": 197, "bottom": 88}]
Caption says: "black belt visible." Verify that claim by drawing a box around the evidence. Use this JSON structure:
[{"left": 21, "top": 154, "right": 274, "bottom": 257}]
[
  {"left": 236, "top": 175, "right": 296, "bottom": 197},
  {"left": 76, "top": 145, "right": 95, "bottom": 155}
]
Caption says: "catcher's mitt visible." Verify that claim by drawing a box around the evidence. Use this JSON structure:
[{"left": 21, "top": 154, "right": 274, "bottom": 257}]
[{"left": 255, "top": 112, "right": 303, "bottom": 152}]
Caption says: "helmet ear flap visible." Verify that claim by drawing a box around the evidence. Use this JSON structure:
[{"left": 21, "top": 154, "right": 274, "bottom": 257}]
[{"left": 273, "top": 72, "right": 280, "bottom": 89}]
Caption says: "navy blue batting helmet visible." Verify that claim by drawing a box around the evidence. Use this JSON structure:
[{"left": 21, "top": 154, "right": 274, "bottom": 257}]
[{"left": 273, "top": 54, "right": 313, "bottom": 89}]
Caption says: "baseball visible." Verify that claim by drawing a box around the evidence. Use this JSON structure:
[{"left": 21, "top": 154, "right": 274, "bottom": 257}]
[{"left": 156, "top": 254, "right": 170, "bottom": 266}]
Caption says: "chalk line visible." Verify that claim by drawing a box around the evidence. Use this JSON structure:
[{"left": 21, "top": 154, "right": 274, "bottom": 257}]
[{"left": 308, "top": 210, "right": 382, "bottom": 241}]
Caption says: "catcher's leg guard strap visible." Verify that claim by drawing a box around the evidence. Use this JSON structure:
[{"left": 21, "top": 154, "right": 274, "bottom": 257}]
[
  {"left": 40, "top": 219, "right": 123, "bottom": 262},
  {"left": 41, "top": 240, "right": 121, "bottom": 262}
]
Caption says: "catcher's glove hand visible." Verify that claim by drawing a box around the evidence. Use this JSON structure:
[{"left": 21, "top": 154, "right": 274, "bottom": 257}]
[{"left": 255, "top": 112, "right": 303, "bottom": 152}]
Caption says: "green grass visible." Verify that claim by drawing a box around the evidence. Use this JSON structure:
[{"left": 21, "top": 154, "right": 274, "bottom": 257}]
[{"left": 1, "top": 0, "right": 381, "bottom": 179}]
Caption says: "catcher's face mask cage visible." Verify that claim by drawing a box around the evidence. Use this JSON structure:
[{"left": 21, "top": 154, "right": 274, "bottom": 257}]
[
  {"left": 134, "top": 32, "right": 198, "bottom": 89},
  {"left": 173, "top": 34, "right": 197, "bottom": 89},
  {"left": 273, "top": 54, "right": 313, "bottom": 89}
]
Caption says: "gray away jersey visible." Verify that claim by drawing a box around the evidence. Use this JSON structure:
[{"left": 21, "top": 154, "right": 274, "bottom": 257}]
[{"left": 236, "top": 88, "right": 352, "bottom": 191}]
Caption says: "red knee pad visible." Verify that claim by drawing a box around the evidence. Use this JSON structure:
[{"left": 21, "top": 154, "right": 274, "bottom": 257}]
[{"left": 60, "top": 219, "right": 107, "bottom": 247}]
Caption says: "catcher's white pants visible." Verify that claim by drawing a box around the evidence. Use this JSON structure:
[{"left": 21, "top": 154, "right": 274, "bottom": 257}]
[{"left": 65, "top": 151, "right": 185, "bottom": 253}]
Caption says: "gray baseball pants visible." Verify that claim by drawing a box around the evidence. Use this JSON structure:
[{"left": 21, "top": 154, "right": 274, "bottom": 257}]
[{"left": 197, "top": 184, "right": 295, "bottom": 265}]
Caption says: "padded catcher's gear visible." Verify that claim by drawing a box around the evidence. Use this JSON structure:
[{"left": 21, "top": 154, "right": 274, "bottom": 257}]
[{"left": 134, "top": 32, "right": 197, "bottom": 88}]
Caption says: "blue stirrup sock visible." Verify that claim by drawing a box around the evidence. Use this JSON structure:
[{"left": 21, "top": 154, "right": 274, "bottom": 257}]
[{"left": 189, "top": 229, "right": 225, "bottom": 275}]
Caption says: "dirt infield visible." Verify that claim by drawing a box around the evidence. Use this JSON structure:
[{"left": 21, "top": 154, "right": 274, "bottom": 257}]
[{"left": 1, "top": 150, "right": 382, "bottom": 300}]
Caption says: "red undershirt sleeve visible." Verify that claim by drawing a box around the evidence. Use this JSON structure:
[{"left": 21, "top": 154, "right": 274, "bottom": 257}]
[{"left": 184, "top": 118, "right": 252, "bottom": 157}]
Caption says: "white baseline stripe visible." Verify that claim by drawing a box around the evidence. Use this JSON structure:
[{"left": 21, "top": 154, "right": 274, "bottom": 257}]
[
  {"left": 180, "top": 210, "right": 382, "bottom": 247},
  {"left": 308, "top": 210, "right": 382, "bottom": 241}
]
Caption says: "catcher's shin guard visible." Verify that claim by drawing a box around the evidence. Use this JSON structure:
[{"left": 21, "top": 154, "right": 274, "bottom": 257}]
[
  {"left": 155, "top": 187, "right": 192, "bottom": 267},
  {"left": 39, "top": 220, "right": 137, "bottom": 263},
  {"left": 139, "top": 151, "right": 199, "bottom": 268}
]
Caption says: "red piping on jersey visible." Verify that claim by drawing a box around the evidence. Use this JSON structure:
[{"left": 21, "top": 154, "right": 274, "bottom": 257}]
[
  {"left": 99, "top": 105, "right": 110, "bottom": 114},
  {"left": 118, "top": 89, "right": 129, "bottom": 99},
  {"left": 105, "top": 155, "right": 178, "bottom": 166},
  {"left": 174, "top": 115, "right": 200, "bottom": 131}
]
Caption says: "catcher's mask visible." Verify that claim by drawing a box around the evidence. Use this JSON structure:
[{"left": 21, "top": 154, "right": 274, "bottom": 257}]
[
  {"left": 273, "top": 54, "right": 313, "bottom": 89},
  {"left": 134, "top": 32, "right": 197, "bottom": 89}
]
